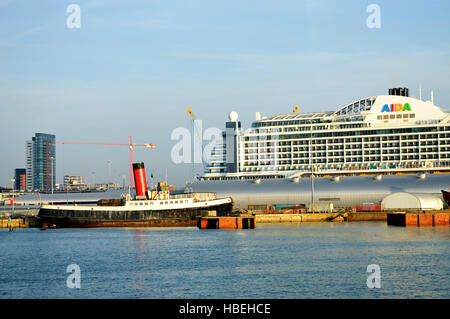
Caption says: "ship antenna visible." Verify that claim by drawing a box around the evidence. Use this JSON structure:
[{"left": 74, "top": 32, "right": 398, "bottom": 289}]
[{"left": 419, "top": 84, "right": 422, "bottom": 101}]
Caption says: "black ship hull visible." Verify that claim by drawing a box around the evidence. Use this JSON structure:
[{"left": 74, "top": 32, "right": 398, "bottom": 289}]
[{"left": 38, "top": 203, "right": 233, "bottom": 228}]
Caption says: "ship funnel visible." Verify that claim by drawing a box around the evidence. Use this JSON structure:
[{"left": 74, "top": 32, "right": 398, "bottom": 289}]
[
  {"left": 388, "top": 87, "right": 409, "bottom": 97},
  {"left": 133, "top": 162, "right": 148, "bottom": 199}
]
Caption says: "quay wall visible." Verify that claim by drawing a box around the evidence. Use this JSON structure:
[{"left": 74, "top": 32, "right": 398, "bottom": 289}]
[
  {"left": 255, "top": 211, "right": 388, "bottom": 223},
  {"left": 0, "top": 217, "right": 41, "bottom": 229}
]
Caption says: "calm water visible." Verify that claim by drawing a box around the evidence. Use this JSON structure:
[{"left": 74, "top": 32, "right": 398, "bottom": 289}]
[{"left": 0, "top": 222, "right": 449, "bottom": 299}]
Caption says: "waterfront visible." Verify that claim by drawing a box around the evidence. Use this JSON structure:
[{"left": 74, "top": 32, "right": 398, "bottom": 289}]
[{"left": 0, "top": 222, "right": 449, "bottom": 299}]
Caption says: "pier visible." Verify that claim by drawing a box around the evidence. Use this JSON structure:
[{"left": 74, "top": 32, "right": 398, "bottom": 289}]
[
  {"left": 387, "top": 211, "right": 450, "bottom": 227},
  {"left": 197, "top": 216, "right": 256, "bottom": 229}
]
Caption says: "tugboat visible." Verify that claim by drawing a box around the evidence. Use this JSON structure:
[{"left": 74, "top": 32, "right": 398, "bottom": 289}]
[
  {"left": 442, "top": 190, "right": 450, "bottom": 206},
  {"left": 38, "top": 163, "right": 233, "bottom": 228}
]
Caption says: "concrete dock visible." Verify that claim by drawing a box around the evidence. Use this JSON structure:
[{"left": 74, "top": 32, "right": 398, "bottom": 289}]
[
  {"left": 0, "top": 217, "right": 41, "bottom": 229},
  {"left": 254, "top": 211, "right": 388, "bottom": 223}
]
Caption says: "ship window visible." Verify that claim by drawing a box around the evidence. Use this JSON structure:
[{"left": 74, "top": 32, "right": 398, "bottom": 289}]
[
  {"left": 383, "top": 115, "right": 389, "bottom": 120},
  {"left": 403, "top": 114, "right": 408, "bottom": 118},
  {"left": 410, "top": 114, "right": 415, "bottom": 118},
  {"left": 170, "top": 201, "right": 173, "bottom": 204},
  {"left": 396, "top": 114, "right": 402, "bottom": 119},
  {"left": 160, "top": 201, "right": 163, "bottom": 205},
  {"left": 390, "top": 114, "right": 395, "bottom": 119},
  {"left": 377, "top": 115, "right": 382, "bottom": 120}
]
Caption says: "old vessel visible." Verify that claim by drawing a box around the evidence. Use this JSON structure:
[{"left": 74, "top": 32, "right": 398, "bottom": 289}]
[{"left": 38, "top": 163, "right": 233, "bottom": 228}]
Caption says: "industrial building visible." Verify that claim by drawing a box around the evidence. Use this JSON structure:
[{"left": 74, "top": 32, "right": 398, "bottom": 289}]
[{"left": 63, "top": 175, "right": 86, "bottom": 190}]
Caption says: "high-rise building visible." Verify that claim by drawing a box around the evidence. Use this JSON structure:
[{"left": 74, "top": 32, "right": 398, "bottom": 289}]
[
  {"left": 25, "top": 140, "right": 34, "bottom": 190},
  {"left": 14, "top": 168, "right": 26, "bottom": 191},
  {"left": 26, "top": 133, "right": 56, "bottom": 191}
]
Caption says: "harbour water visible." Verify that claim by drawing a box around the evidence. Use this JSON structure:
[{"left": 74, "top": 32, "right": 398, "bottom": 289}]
[{"left": 0, "top": 222, "right": 449, "bottom": 299}]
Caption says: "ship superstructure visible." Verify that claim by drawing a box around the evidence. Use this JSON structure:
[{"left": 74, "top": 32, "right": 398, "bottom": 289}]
[{"left": 202, "top": 88, "right": 450, "bottom": 181}]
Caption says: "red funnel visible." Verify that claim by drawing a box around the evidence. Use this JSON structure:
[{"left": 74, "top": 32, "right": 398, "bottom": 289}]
[{"left": 133, "top": 162, "right": 148, "bottom": 199}]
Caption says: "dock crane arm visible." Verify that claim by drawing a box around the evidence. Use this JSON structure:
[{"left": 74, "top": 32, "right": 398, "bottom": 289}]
[{"left": 56, "top": 137, "right": 156, "bottom": 187}]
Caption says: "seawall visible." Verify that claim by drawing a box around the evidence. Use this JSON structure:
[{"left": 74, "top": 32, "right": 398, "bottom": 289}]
[{"left": 0, "top": 217, "right": 41, "bottom": 228}]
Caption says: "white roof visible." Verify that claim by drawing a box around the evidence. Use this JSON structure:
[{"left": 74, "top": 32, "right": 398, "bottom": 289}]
[
  {"left": 381, "top": 192, "right": 444, "bottom": 210},
  {"left": 253, "top": 94, "right": 449, "bottom": 125}
]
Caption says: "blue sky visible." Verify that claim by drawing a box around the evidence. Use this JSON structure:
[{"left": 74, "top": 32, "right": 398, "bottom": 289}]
[{"left": 1, "top": 0, "right": 450, "bottom": 187}]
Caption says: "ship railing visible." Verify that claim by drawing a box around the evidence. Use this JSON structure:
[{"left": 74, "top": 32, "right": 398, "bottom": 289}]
[{"left": 169, "top": 193, "right": 194, "bottom": 199}]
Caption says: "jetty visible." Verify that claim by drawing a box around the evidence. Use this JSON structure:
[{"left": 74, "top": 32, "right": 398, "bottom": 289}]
[{"left": 387, "top": 211, "right": 450, "bottom": 227}]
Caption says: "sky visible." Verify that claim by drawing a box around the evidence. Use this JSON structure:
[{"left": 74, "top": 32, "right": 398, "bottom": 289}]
[{"left": 1, "top": 0, "right": 450, "bottom": 188}]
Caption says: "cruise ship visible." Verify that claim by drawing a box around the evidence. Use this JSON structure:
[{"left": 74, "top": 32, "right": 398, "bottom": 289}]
[{"left": 201, "top": 88, "right": 450, "bottom": 181}]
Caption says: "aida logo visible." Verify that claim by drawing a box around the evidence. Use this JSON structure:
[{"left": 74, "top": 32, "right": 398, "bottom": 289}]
[{"left": 381, "top": 103, "right": 411, "bottom": 112}]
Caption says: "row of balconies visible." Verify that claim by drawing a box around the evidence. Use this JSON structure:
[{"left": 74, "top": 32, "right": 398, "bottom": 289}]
[
  {"left": 243, "top": 143, "right": 448, "bottom": 155},
  {"left": 244, "top": 137, "right": 450, "bottom": 148},
  {"left": 241, "top": 159, "right": 450, "bottom": 170},
  {"left": 242, "top": 152, "right": 450, "bottom": 163},
  {"left": 243, "top": 142, "right": 450, "bottom": 153},
  {"left": 244, "top": 130, "right": 450, "bottom": 141},
  {"left": 244, "top": 148, "right": 450, "bottom": 159},
  {"left": 245, "top": 140, "right": 442, "bottom": 152}
]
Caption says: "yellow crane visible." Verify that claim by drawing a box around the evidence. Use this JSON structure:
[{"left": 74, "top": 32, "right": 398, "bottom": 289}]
[{"left": 187, "top": 108, "right": 194, "bottom": 120}]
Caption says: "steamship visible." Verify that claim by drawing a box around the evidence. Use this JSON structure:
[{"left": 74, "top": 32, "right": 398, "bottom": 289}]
[{"left": 38, "top": 163, "right": 233, "bottom": 228}]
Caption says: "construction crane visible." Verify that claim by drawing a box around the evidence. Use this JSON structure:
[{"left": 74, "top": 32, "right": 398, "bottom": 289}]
[
  {"left": 186, "top": 107, "right": 204, "bottom": 179},
  {"left": 57, "top": 136, "right": 155, "bottom": 187},
  {"left": 187, "top": 107, "right": 194, "bottom": 121}
]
